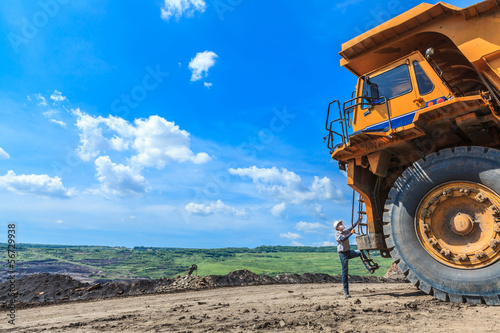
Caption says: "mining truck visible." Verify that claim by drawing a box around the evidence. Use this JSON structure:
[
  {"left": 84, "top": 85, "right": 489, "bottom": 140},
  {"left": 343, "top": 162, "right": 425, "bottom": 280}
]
[{"left": 325, "top": 0, "right": 500, "bottom": 304}]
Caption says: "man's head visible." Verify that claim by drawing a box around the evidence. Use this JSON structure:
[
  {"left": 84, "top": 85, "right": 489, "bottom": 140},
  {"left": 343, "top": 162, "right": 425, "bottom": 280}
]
[{"left": 334, "top": 220, "right": 344, "bottom": 231}]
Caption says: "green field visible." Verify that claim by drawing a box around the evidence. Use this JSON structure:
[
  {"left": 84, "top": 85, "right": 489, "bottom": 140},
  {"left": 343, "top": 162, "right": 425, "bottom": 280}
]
[{"left": 0, "top": 244, "right": 394, "bottom": 280}]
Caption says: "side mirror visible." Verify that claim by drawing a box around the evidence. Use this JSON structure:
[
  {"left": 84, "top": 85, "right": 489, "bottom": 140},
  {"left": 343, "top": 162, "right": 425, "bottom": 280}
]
[{"left": 425, "top": 47, "right": 435, "bottom": 60}]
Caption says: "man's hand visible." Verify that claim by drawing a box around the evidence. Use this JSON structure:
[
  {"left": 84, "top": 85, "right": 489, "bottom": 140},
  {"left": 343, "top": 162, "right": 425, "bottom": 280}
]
[{"left": 351, "top": 229, "right": 356, "bottom": 234}]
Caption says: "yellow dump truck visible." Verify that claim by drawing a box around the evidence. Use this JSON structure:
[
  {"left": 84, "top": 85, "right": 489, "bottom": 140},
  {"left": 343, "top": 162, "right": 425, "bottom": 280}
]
[{"left": 325, "top": 0, "right": 500, "bottom": 304}]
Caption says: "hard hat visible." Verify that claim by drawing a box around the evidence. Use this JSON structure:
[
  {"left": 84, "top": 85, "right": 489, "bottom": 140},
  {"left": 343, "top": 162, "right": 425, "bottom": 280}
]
[{"left": 333, "top": 220, "right": 343, "bottom": 230}]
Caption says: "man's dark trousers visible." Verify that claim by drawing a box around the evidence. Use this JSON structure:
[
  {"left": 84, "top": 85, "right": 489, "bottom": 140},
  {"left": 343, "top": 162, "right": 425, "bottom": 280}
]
[{"left": 339, "top": 250, "right": 361, "bottom": 294}]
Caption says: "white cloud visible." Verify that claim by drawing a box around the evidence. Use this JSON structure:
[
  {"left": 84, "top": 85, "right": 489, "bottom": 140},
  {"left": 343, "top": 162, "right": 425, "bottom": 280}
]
[
  {"left": 131, "top": 115, "right": 211, "bottom": 167},
  {"left": 109, "top": 136, "right": 129, "bottom": 151},
  {"left": 291, "top": 240, "right": 304, "bottom": 246},
  {"left": 204, "top": 82, "right": 213, "bottom": 88},
  {"left": 280, "top": 232, "right": 301, "bottom": 240},
  {"left": 271, "top": 202, "right": 286, "bottom": 217},
  {"left": 229, "top": 166, "right": 300, "bottom": 185},
  {"left": 184, "top": 200, "right": 247, "bottom": 217},
  {"left": 95, "top": 156, "right": 149, "bottom": 197},
  {"left": 55, "top": 219, "right": 64, "bottom": 224},
  {"left": 295, "top": 221, "right": 329, "bottom": 233},
  {"left": 0, "top": 148, "right": 10, "bottom": 159},
  {"left": 49, "top": 119, "right": 67, "bottom": 127},
  {"left": 71, "top": 110, "right": 211, "bottom": 197},
  {"left": 43, "top": 109, "right": 58, "bottom": 118},
  {"left": 228, "top": 166, "right": 344, "bottom": 204},
  {"left": 0, "top": 170, "right": 75, "bottom": 198},
  {"left": 189, "top": 51, "right": 218, "bottom": 82},
  {"left": 161, "top": 0, "right": 206, "bottom": 21},
  {"left": 314, "top": 241, "right": 335, "bottom": 247},
  {"left": 312, "top": 203, "right": 327, "bottom": 220},
  {"left": 72, "top": 110, "right": 211, "bottom": 167},
  {"left": 50, "top": 90, "right": 66, "bottom": 103},
  {"left": 34, "top": 93, "right": 47, "bottom": 106}
]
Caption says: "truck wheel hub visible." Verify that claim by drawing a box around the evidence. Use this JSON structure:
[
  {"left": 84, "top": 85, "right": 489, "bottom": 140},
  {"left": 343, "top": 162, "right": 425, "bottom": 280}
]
[
  {"left": 415, "top": 181, "right": 500, "bottom": 269},
  {"left": 450, "top": 213, "right": 474, "bottom": 236}
]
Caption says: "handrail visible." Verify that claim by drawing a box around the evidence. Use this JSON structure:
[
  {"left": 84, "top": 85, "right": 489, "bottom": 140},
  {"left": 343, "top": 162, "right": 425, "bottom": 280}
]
[
  {"left": 324, "top": 95, "right": 393, "bottom": 151},
  {"left": 325, "top": 100, "right": 348, "bottom": 149}
]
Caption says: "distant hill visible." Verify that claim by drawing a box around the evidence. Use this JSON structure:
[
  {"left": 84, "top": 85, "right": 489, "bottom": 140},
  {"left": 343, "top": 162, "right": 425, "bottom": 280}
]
[{"left": 0, "top": 243, "right": 390, "bottom": 283}]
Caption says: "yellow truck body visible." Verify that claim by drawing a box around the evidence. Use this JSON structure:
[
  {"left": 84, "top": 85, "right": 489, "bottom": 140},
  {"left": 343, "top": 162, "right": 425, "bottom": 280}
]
[{"left": 326, "top": 0, "right": 500, "bottom": 304}]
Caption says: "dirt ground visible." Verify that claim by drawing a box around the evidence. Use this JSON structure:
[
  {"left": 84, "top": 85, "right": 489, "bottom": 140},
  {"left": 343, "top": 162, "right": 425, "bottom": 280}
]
[{"left": 3, "top": 283, "right": 499, "bottom": 333}]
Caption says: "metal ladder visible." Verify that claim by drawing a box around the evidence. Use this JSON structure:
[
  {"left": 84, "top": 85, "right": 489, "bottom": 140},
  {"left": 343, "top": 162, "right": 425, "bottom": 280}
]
[{"left": 352, "top": 190, "right": 380, "bottom": 274}]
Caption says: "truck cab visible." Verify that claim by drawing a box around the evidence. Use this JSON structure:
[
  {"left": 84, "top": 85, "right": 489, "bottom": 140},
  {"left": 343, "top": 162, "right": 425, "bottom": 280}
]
[{"left": 350, "top": 51, "right": 453, "bottom": 134}]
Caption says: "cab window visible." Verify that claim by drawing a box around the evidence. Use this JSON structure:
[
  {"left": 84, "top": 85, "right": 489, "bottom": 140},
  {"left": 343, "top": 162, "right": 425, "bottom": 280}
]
[
  {"left": 361, "top": 64, "right": 412, "bottom": 108},
  {"left": 413, "top": 61, "right": 434, "bottom": 95}
]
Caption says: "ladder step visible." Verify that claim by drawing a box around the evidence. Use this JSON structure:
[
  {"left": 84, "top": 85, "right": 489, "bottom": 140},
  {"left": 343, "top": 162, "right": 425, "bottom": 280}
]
[{"left": 358, "top": 211, "right": 366, "bottom": 215}]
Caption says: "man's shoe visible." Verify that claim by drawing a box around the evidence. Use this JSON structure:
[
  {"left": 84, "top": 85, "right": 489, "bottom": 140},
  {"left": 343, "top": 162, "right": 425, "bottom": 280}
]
[{"left": 344, "top": 293, "right": 351, "bottom": 298}]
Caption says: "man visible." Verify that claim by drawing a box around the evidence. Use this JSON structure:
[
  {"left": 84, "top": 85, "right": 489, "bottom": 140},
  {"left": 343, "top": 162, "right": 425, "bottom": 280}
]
[{"left": 334, "top": 218, "right": 371, "bottom": 298}]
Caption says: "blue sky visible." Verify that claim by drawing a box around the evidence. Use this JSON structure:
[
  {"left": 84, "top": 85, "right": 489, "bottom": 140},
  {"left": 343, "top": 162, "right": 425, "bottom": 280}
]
[{"left": 0, "top": 0, "right": 478, "bottom": 248}]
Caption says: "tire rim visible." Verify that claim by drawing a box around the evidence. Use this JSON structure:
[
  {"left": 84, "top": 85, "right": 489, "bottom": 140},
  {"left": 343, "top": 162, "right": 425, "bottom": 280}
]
[{"left": 415, "top": 181, "right": 500, "bottom": 269}]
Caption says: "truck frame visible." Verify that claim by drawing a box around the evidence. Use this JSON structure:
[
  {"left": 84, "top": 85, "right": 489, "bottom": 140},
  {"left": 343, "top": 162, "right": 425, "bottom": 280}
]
[{"left": 326, "top": 0, "right": 500, "bottom": 304}]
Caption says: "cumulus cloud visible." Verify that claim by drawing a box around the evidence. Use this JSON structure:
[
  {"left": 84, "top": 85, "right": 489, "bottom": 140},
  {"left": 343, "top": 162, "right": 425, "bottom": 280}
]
[
  {"left": 55, "top": 220, "right": 64, "bottom": 224},
  {"left": 228, "top": 166, "right": 344, "bottom": 204},
  {"left": 295, "top": 221, "right": 329, "bottom": 233},
  {"left": 72, "top": 110, "right": 210, "bottom": 166},
  {"left": 280, "top": 232, "right": 301, "bottom": 240},
  {"left": 95, "top": 156, "right": 149, "bottom": 197},
  {"left": 189, "top": 51, "right": 218, "bottom": 81},
  {"left": 0, "top": 170, "right": 75, "bottom": 198},
  {"left": 161, "top": 0, "right": 206, "bottom": 21},
  {"left": 204, "top": 82, "right": 213, "bottom": 88},
  {"left": 49, "top": 119, "right": 67, "bottom": 127},
  {"left": 291, "top": 241, "right": 304, "bottom": 246},
  {"left": 0, "top": 148, "right": 10, "bottom": 159},
  {"left": 184, "top": 200, "right": 247, "bottom": 217},
  {"left": 50, "top": 90, "right": 66, "bottom": 103},
  {"left": 271, "top": 202, "right": 286, "bottom": 217},
  {"left": 131, "top": 115, "right": 211, "bottom": 167},
  {"left": 71, "top": 110, "right": 210, "bottom": 197}
]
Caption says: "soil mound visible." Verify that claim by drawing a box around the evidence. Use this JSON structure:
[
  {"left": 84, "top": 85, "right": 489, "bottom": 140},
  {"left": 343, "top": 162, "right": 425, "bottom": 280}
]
[{"left": 0, "top": 270, "right": 406, "bottom": 309}]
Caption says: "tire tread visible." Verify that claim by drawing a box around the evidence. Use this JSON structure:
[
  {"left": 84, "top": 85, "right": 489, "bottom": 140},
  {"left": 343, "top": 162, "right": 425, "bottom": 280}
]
[{"left": 383, "top": 146, "right": 500, "bottom": 305}]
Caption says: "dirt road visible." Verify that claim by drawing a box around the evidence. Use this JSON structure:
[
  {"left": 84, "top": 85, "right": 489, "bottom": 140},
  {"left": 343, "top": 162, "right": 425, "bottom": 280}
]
[{"left": 2, "top": 283, "right": 499, "bottom": 332}]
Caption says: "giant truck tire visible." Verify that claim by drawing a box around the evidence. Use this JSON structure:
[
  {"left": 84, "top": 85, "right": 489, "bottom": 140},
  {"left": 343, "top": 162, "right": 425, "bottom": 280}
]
[{"left": 384, "top": 146, "right": 500, "bottom": 305}]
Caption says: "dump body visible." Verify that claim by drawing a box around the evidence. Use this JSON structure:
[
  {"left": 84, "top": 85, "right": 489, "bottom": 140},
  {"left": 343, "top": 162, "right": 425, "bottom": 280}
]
[{"left": 326, "top": 0, "right": 500, "bottom": 256}]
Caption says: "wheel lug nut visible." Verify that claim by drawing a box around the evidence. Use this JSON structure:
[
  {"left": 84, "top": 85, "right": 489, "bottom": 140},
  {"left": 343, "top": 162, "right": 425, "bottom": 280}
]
[
  {"left": 459, "top": 188, "right": 470, "bottom": 196},
  {"left": 457, "top": 253, "right": 468, "bottom": 261},
  {"left": 475, "top": 193, "right": 487, "bottom": 203},
  {"left": 489, "top": 239, "right": 499, "bottom": 249},
  {"left": 440, "top": 248, "right": 451, "bottom": 258},
  {"left": 443, "top": 189, "right": 453, "bottom": 198},
  {"left": 422, "top": 224, "right": 430, "bottom": 233},
  {"left": 495, "top": 223, "right": 500, "bottom": 233},
  {"left": 429, "top": 237, "right": 438, "bottom": 247},
  {"left": 491, "top": 205, "right": 500, "bottom": 217},
  {"left": 475, "top": 250, "right": 486, "bottom": 259},
  {"left": 422, "top": 209, "right": 431, "bottom": 218}
]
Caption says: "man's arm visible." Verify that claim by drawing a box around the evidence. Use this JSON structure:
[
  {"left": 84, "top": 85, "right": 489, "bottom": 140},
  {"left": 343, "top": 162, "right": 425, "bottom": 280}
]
[{"left": 338, "top": 218, "right": 362, "bottom": 241}]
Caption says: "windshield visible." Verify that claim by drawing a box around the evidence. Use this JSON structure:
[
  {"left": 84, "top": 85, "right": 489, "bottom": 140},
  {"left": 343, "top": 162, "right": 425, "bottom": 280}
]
[{"left": 361, "top": 64, "right": 412, "bottom": 108}]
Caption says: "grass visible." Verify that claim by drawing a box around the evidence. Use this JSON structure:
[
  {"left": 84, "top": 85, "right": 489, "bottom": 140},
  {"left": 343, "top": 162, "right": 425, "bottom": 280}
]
[{"left": 0, "top": 243, "right": 394, "bottom": 280}]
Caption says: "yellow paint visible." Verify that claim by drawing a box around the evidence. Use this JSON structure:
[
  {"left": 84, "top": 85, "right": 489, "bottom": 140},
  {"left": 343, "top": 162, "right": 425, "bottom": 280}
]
[{"left": 351, "top": 51, "right": 451, "bottom": 133}]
